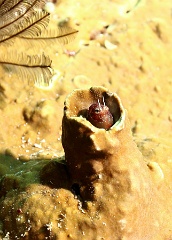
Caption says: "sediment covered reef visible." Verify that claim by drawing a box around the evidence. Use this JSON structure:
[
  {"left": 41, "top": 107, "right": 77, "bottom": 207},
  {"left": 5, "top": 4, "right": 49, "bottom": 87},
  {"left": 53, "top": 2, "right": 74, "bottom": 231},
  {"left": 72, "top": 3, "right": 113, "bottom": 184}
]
[{"left": 0, "top": 87, "right": 172, "bottom": 239}]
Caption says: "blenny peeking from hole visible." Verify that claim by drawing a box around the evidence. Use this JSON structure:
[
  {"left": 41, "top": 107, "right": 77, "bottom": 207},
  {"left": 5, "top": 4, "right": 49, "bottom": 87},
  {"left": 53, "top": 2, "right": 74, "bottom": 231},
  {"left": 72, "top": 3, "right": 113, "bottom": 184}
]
[{"left": 87, "top": 98, "right": 114, "bottom": 130}]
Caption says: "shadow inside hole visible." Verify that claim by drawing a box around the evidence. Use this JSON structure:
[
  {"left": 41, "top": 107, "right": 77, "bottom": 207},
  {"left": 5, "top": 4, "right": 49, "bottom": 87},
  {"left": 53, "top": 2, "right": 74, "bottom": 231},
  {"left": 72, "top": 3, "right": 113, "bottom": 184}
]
[
  {"left": 71, "top": 183, "right": 81, "bottom": 196},
  {"left": 77, "top": 109, "right": 88, "bottom": 118}
]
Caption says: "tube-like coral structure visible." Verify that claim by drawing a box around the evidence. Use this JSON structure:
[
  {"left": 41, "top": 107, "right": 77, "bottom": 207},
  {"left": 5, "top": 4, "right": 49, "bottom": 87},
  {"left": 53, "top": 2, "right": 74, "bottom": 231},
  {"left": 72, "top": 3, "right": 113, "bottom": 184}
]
[
  {"left": 62, "top": 86, "right": 161, "bottom": 239},
  {"left": 62, "top": 86, "right": 125, "bottom": 186}
]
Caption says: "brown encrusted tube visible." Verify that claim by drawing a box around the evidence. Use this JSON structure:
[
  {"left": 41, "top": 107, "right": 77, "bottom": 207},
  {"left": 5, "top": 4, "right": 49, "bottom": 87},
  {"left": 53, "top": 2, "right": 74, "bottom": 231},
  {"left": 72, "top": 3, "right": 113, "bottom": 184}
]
[
  {"left": 62, "top": 86, "right": 125, "bottom": 186},
  {"left": 62, "top": 86, "right": 149, "bottom": 188},
  {"left": 62, "top": 86, "right": 160, "bottom": 239}
]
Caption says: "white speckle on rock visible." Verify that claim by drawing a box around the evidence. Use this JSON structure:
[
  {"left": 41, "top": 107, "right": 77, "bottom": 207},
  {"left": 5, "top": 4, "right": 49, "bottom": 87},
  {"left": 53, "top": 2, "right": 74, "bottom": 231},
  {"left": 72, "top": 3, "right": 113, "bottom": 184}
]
[{"left": 118, "top": 218, "right": 127, "bottom": 230}]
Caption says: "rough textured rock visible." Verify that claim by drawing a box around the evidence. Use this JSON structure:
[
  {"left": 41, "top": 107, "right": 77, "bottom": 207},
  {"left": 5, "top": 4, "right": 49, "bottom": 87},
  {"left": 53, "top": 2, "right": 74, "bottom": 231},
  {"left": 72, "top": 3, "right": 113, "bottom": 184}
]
[{"left": 0, "top": 87, "right": 171, "bottom": 239}]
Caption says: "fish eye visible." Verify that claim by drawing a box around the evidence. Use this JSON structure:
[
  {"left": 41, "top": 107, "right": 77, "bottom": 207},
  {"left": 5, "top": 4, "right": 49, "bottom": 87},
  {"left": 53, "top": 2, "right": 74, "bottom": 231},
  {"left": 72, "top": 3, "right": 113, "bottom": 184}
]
[{"left": 94, "top": 108, "right": 100, "bottom": 113}]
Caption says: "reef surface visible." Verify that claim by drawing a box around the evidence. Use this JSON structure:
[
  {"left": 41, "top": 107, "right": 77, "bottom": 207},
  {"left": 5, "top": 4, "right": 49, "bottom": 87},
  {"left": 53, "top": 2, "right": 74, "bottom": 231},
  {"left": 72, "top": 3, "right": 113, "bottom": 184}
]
[{"left": 0, "top": 0, "right": 172, "bottom": 239}]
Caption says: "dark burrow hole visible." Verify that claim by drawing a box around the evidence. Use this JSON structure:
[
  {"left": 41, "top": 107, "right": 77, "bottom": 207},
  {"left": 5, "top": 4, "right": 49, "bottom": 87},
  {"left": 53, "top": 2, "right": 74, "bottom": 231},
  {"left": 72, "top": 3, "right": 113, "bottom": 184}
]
[{"left": 71, "top": 183, "right": 81, "bottom": 196}]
